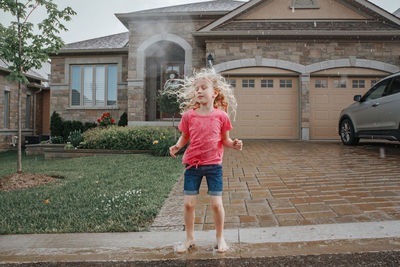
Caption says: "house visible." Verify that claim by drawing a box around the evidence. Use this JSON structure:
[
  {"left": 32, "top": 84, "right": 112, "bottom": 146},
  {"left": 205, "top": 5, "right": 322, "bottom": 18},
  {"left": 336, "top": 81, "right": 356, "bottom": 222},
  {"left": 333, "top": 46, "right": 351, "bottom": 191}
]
[
  {"left": 50, "top": 0, "right": 400, "bottom": 140},
  {"left": 394, "top": 8, "right": 400, "bottom": 18},
  {"left": 0, "top": 60, "right": 50, "bottom": 151}
]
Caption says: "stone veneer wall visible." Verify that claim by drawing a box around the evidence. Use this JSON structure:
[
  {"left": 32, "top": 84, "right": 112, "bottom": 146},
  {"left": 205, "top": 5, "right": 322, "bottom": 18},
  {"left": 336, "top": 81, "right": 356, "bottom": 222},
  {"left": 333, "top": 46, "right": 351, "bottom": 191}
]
[
  {"left": 207, "top": 39, "right": 400, "bottom": 139},
  {"left": 206, "top": 40, "right": 400, "bottom": 67},
  {"left": 0, "top": 73, "right": 34, "bottom": 150},
  {"left": 127, "top": 18, "right": 213, "bottom": 121},
  {"left": 50, "top": 54, "right": 129, "bottom": 125}
]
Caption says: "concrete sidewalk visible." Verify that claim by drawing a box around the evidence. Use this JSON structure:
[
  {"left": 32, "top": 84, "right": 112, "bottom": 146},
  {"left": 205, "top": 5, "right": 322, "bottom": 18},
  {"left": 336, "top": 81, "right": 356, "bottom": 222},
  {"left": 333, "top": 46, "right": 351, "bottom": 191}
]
[{"left": 1, "top": 220, "right": 400, "bottom": 265}]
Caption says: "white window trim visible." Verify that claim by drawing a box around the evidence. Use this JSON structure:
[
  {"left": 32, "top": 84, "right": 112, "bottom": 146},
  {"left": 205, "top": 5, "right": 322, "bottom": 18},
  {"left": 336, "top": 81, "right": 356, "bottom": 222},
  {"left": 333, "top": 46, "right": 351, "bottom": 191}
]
[{"left": 69, "top": 64, "right": 118, "bottom": 108}]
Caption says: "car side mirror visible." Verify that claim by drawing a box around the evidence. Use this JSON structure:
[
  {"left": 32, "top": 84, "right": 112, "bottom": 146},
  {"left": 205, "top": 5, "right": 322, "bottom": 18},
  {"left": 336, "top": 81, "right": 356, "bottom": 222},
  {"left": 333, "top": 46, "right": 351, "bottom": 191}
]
[{"left": 353, "top": 95, "right": 362, "bottom": 102}]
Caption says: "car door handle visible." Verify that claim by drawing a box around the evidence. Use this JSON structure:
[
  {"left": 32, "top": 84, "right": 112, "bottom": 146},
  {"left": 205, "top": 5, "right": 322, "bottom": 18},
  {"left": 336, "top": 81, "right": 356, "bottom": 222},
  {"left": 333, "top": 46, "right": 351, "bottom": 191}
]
[{"left": 372, "top": 103, "right": 380, "bottom": 107}]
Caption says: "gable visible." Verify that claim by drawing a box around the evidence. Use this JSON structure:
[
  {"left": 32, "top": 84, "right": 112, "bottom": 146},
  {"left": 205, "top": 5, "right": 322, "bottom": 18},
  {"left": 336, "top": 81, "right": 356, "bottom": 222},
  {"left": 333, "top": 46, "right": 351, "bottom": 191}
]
[
  {"left": 199, "top": 0, "right": 400, "bottom": 33},
  {"left": 237, "top": 0, "right": 367, "bottom": 20}
]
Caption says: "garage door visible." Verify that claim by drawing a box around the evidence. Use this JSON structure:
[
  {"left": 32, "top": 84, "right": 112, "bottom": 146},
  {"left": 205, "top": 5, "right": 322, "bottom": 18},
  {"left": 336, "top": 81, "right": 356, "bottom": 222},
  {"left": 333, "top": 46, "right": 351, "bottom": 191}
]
[
  {"left": 309, "top": 68, "right": 389, "bottom": 140},
  {"left": 226, "top": 76, "right": 298, "bottom": 139}
]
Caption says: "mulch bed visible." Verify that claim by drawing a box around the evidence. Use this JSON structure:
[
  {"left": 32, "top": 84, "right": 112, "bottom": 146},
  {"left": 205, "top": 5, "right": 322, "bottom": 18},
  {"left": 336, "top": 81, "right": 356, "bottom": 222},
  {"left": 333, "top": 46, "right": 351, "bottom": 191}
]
[{"left": 0, "top": 173, "right": 63, "bottom": 192}]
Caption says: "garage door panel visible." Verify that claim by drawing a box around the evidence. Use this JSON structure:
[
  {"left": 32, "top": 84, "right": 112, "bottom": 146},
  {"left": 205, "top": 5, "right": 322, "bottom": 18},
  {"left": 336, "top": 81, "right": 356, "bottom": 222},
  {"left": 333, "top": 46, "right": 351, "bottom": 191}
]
[
  {"left": 230, "top": 75, "right": 298, "bottom": 139},
  {"left": 310, "top": 76, "right": 383, "bottom": 140}
]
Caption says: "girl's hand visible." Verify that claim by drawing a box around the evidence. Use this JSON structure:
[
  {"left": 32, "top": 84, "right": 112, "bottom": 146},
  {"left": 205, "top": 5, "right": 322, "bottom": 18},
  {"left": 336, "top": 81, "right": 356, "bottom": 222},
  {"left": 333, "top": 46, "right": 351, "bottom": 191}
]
[
  {"left": 169, "top": 145, "right": 181, "bottom": 158},
  {"left": 233, "top": 139, "right": 242, "bottom": 151}
]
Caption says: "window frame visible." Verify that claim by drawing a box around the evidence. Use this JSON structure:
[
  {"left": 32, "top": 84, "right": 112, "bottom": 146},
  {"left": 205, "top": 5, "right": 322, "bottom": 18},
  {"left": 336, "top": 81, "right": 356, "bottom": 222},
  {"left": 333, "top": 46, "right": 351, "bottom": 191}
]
[
  {"left": 261, "top": 79, "right": 273, "bottom": 88},
  {"left": 228, "top": 79, "right": 236, "bottom": 88},
  {"left": 352, "top": 79, "right": 365, "bottom": 89},
  {"left": 70, "top": 64, "right": 118, "bottom": 107},
  {"left": 280, "top": 79, "right": 292, "bottom": 88},
  {"left": 315, "top": 79, "right": 328, "bottom": 88},
  {"left": 333, "top": 79, "right": 346, "bottom": 88}
]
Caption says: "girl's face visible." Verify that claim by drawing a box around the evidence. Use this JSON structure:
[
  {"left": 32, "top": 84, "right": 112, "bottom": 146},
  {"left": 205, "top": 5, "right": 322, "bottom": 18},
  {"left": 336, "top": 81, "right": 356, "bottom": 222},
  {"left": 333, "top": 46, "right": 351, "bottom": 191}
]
[{"left": 194, "top": 78, "right": 218, "bottom": 105}]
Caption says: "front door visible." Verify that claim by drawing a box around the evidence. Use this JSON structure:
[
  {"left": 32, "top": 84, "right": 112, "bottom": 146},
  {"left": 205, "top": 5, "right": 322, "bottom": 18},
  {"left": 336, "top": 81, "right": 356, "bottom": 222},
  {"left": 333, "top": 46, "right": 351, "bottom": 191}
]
[{"left": 159, "top": 63, "right": 183, "bottom": 119}]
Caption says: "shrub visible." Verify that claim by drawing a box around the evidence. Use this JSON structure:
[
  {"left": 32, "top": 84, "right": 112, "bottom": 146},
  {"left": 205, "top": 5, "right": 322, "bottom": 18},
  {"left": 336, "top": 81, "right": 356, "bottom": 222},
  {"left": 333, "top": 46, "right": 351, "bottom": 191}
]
[
  {"left": 81, "top": 126, "right": 179, "bottom": 151},
  {"left": 64, "top": 144, "right": 74, "bottom": 150},
  {"left": 68, "top": 130, "right": 83, "bottom": 148},
  {"left": 151, "top": 133, "right": 188, "bottom": 157},
  {"left": 118, "top": 112, "right": 128, "bottom": 127},
  {"left": 97, "top": 112, "right": 115, "bottom": 127},
  {"left": 50, "top": 136, "right": 64, "bottom": 144},
  {"left": 62, "top": 120, "right": 86, "bottom": 141},
  {"left": 83, "top": 122, "right": 97, "bottom": 132},
  {"left": 50, "top": 111, "right": 63, "bottom": 138}
]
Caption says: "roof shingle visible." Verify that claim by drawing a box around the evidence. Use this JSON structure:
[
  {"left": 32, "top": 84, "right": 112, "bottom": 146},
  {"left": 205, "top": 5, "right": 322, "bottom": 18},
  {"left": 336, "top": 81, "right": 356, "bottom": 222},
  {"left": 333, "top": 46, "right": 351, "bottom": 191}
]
[
  {"left": 64, "top": 32, "right": 129, "bottom": 50},
  {"left": 122, "top": 0, "right": 244, "bottom": 15}
]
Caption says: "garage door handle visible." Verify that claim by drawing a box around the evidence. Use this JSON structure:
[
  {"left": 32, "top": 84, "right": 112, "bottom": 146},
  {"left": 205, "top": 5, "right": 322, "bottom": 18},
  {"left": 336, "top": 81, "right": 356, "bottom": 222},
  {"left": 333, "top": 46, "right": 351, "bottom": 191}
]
[
  {"left": 372, "top": 103, "right": 380, "bottom": 107},
  {"left": 256, "top": 115, "right": 260, "bottom": 117}
]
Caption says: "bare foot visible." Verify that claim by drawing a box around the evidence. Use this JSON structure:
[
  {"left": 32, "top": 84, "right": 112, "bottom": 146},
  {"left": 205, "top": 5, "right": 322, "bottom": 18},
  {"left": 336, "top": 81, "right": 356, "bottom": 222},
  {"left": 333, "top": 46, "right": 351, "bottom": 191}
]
[
  {"left": 176, "top": 239, "right": 195, "bottom": 254},
  {"left": 216, "top": 237, "right": 229, "bottom": 253}
]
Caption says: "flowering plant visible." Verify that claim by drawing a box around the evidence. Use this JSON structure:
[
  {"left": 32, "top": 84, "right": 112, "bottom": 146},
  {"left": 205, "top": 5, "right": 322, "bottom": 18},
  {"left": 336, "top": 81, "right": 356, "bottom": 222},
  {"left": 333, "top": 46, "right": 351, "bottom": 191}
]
[{"left": 97, "top": 112, "right": 115, "bottom": 127}]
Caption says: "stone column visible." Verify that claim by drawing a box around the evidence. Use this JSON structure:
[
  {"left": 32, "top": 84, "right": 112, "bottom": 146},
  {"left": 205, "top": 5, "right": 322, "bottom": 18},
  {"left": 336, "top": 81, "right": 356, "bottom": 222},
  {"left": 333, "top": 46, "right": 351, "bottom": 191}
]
[
  {"left": 300, "top": 73, "right": 310, "bottom": 140},
  {"left": 127, "top": 79, "right": 145, "bottom": 122}
]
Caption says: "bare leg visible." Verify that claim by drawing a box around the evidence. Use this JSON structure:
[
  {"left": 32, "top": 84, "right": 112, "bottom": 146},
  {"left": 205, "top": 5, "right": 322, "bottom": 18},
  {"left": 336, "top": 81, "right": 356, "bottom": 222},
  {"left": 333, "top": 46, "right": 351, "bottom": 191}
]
[
  {"left": 211, "top": 195, "right": 229, "bottom": 253},
  {"left": 177, "top": 195, "right": 197, "bottom": 253}
]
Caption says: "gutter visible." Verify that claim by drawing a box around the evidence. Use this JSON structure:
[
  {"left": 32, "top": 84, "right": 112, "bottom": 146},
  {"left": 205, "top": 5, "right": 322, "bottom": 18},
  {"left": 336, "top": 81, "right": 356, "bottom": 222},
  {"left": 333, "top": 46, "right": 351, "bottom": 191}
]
[
  {"left": 52, "top": 47, "right": 129, "bottom": 56},
  {"left": 193, "top": 30, "right": 400, "bottom": 37}
]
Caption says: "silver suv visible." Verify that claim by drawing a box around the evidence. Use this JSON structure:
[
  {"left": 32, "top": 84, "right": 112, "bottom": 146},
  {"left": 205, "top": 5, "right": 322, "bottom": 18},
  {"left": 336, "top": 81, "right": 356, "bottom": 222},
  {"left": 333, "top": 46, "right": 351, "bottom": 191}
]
[{"left": 339, "top": 72, "right": 400, "bottom": 145}]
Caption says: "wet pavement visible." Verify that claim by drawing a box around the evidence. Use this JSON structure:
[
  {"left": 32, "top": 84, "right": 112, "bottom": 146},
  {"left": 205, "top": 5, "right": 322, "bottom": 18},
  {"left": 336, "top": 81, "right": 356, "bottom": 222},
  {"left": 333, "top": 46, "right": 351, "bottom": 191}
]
[
  {"left": 152, "top": 141, "right": 400, "bottom": 231},
  {"left": 1, "top": 221, "right": 400, "bottom": 265},
  {"left": 1, "top": 140, "right": 400, "bottom": 265}
]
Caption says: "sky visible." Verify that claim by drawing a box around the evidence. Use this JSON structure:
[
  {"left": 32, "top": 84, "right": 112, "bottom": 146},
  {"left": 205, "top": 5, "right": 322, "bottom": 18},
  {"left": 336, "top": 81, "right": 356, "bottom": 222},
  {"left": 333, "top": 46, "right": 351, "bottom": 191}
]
[{"left": 0, "top": 0, "right": 399, "bottom": 44}]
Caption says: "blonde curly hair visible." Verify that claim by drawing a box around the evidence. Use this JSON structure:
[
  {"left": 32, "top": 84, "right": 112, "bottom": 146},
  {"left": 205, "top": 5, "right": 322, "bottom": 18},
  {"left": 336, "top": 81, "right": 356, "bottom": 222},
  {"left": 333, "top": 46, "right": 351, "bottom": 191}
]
[{"left": 163, "top": 68, "right": 237, "bottom": 120}]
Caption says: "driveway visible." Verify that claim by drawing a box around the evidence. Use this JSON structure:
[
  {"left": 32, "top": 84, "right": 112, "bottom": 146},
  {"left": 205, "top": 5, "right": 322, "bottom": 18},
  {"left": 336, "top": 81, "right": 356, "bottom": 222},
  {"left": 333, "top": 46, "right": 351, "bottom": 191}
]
[{"left": 151, "top": 141, "right": 400, "bottom": 231}]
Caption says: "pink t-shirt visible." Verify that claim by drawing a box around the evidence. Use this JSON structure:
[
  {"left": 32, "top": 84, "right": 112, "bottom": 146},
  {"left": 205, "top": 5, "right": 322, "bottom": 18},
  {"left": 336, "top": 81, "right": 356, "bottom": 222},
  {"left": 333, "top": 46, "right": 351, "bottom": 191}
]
[{"left": 178, "top": 108, "right": 232, "bottom": 168}]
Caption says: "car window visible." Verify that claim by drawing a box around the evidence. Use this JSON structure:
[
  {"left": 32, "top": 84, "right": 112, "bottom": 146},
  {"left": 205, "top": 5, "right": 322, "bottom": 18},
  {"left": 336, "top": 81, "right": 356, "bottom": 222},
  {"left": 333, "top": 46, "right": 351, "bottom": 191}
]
[
  {"left": 386, "top": 76, "right": 400, "bottom": 96},
  {"left": 362, "top": 78, "right": 391, "bottom": 101}
]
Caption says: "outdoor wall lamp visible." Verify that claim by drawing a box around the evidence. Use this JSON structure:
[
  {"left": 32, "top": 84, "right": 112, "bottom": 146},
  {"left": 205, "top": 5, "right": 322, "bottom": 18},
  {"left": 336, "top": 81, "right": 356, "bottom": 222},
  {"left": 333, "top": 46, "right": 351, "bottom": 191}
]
[{"left": 207, "top": 54, "right": 214, "bottom": 67}]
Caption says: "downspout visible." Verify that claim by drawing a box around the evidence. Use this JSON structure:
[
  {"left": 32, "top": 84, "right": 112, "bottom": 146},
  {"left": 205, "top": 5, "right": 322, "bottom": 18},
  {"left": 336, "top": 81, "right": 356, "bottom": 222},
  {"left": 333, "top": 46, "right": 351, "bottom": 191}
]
[{"left": 28, "top": 82, "right": 46, "bottom": 135}]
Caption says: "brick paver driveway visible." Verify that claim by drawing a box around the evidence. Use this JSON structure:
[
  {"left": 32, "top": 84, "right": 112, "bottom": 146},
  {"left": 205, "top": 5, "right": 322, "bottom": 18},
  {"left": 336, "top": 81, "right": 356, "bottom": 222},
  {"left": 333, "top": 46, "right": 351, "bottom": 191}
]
[{"left": 151, "top": 141, "right": 400, "bottom": 231}]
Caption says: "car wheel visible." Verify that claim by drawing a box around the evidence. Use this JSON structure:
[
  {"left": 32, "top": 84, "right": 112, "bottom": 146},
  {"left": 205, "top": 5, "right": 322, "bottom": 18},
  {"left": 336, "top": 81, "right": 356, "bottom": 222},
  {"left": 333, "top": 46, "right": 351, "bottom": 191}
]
[{"left": 340, "top": 119, "right": 359, "bottom": 146}]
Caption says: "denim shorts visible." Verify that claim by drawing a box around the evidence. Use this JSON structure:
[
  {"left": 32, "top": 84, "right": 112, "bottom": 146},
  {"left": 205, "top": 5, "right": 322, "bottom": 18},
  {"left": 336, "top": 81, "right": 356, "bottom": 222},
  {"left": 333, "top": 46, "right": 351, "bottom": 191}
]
[{"left": 184, "top": 164, "right": 223, "bottom": 196}]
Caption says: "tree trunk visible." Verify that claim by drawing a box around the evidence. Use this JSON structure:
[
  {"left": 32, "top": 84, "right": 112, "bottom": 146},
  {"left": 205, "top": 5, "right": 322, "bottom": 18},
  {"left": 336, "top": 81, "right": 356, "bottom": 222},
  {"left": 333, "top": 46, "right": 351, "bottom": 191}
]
[
  {"left": 17, "top": 81, "right": 22, "bottom": 173},
  {"left": 17, "top": 0, "right": 23, "bottom": 173}
]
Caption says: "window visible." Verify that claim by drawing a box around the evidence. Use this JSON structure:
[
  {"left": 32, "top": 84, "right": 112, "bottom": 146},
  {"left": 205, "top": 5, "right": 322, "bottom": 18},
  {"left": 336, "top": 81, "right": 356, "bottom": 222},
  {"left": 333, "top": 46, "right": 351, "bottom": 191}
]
[
  {"left": 25, "top": 95, "right": 31, "bottom": 128},
  {"left": 352, "top": 80, "right": 365, "bottom": 88},
  {"left": 334, "top": 79, "right": 346, "bottom": 88},
  {"left": 4, "top": 91, "right": 9, "bottom": 128},
  {"left": 280, "top": 79, "right": 292, "bottom": 88},
  {"left": 242, "top": 79, "right": 255, "bottom": 88},
  {"left": 363, "top": 78, "right": 391, "bottom": 101},
  {"left": 371, "top": 80, "right": 378, "bottom": 87},
  {"left": 227, "top": 79, "right": 236, "bottom": 88},
  {"left": 261, "top": 79, "right": 273, "bottom": 88},
  {"left": 387, "top": 76, "right": 400, "bottom": 96},
  {"left": 71, "top": 65, "right": 117, "bottom": 106},
  {"left": 315, "top": 79, "right": 327, "bottom": 88}
]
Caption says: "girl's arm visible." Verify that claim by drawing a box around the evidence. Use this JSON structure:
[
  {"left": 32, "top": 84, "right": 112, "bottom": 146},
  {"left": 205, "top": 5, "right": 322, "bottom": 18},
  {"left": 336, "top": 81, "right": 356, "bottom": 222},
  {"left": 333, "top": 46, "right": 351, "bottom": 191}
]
[
  {"left": 222, "top": 131, "right": 242, "bottom": 151},
  {"left": 169, "top": 132, "right": 190, "bottom": 158}
]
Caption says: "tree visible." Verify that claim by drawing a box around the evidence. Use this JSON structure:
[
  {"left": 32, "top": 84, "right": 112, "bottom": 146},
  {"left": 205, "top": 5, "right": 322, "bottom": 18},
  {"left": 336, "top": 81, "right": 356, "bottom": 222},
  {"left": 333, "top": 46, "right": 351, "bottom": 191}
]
[
  {"left": 157, "top": 80, "right": 183, "bottom": 140},
  {"left": 118, "top": 112, "right": 128, "bottom": 127},
  {"left": 0, "top": 0, "right": 76, "bottom": 173}
]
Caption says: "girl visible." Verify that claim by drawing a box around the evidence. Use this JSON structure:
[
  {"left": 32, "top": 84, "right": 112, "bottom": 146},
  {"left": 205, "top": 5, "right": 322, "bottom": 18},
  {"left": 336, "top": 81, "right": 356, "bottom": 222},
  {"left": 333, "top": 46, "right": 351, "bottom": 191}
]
[{"left": 169, "top": 68, "right": 242, "bottom": 253}]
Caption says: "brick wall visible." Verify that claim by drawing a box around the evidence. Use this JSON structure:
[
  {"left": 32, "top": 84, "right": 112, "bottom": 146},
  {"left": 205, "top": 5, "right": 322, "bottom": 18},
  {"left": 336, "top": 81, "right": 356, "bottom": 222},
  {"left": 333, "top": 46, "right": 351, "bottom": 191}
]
[
  {"left": 50, "top": 54, "right": 129, "bottom": 125},
  {"left": 0, "top": 72, "right": 35, "bottom": 150}
]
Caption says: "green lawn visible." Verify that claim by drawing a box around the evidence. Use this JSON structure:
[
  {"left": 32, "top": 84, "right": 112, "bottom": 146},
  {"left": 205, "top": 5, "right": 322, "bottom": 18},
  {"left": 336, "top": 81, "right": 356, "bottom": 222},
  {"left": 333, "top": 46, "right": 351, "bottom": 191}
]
[{"left": 0, "top": 150, "right": 184, "bottom": 234}]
